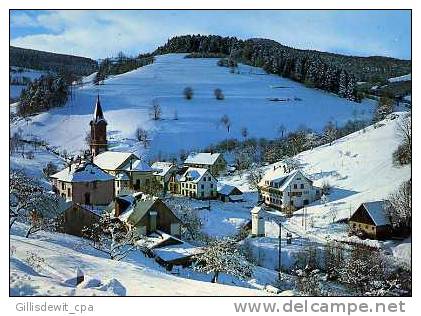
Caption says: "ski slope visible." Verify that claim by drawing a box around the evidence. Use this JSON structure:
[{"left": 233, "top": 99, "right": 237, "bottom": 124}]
[{"left": 10, "top": 54, "right": 375, "bottom": 159}]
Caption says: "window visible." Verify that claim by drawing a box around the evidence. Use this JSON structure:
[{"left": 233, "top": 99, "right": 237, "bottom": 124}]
[
  {"left": 293, "top": 184, "right": 297, "bottom": 189},
  {"left": 210, "top": 184, "right": 213, "bottom": 188},
  {"left": 93, "top": 181, "right": 97, "bottom": 189},
  {"left": 61, "top": 182, "right": 65, "bottom": 190},
  {"left": 208, "top": 177, "right": 211, "bottom": 181},
  {"left": 201, "top": 184, "right": 204, "bottom": 189},
  {"left": 67, "top": 188, "right": 71, "bottom": 197},
  {"left": 300, "top": 184, "right": 304, "bottom": 189}
]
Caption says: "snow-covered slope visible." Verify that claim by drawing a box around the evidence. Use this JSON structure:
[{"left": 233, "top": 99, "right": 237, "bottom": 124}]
[
  {"left": 10, "top": 223, "right": 264, "bottom": 296},
  {"left": 388, "top": 73, "right": 411, "bottom": 83},
  {"left": 11, "top": 54, "right": 375, "bottom": 158}
]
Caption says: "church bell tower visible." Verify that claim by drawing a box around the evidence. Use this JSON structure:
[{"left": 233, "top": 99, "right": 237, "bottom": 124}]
[{"left": 90, "top": 95, "right": 108, "bottom": 156}]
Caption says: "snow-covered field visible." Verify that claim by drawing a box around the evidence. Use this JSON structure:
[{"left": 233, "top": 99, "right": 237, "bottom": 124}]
[
  {"left": 10, "top": 223, "right": 268, "bottom": 296},
  {"left": 10, "top": 54, "right": 376, "bottom": 158}
]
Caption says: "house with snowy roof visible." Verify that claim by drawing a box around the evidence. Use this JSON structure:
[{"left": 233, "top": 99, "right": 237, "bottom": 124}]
[
  {"left": 151, "top": 161, "right": 176, "bottom": 192},
  {"left": 217, "top": 183, "right": 243, "bottom": 202},
  {"left": 93, "top": 151, "right": 154, "bottom": 193},
  {"left": 179, "top": 167, "right": 218, "bottom": 199},
  {"left": 258, "top": 168, "right": 320, "bottom": 214},
  {"left": 184, "top": 152, "right": 226, "bottom": 176},
  {"left": 50, "top": 161, "right": 115, "bottom": 237},
  {"left": 349, "top": 201, "right": 392, "bottom": 239},
  {"left": 109, "top": 192, "right": 181, "bottom": 237},
  {"left": 50, "top": 161, "right": 114, "bottom": 206}
]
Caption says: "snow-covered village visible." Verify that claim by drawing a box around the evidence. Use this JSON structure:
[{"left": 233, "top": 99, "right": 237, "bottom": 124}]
[{"left": 8, "top": 10, "right": 412, "bottom": 297}]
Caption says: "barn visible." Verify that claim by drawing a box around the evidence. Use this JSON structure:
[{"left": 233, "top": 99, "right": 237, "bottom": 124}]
[{"left": 349, "top": 201, "right": 392, "bottom": 239}]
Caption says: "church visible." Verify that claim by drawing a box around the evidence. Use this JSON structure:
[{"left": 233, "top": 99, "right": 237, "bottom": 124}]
[{"left": 89, "top": 95, "right": 108, "bottom": 156}]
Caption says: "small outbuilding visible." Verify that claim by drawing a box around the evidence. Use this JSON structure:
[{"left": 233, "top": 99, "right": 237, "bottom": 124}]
[
  {"left": 217, "top": 184, "right": 243, "bottom": 202},
  {"left": 349, "top": 201, "right": 392, "bottom": 240}
]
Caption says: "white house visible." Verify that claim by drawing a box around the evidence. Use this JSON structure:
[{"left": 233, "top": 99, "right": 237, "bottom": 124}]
[
  {"left": 258, "top": 168, "right": 320, "bottom": 213},
  {"left": 251, "top": 206, "right": 265, "bottom": 237},
  {"left": 184, "top": 152, "right": 226, "bottom": 176},
  {"left": 179, "top": 167, "right": 218, "bottom": 199}
]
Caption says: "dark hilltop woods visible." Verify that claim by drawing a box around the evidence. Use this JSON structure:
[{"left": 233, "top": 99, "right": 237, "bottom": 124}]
[{"left": 10, "top": 46, "right": 97, "bottom": 76}]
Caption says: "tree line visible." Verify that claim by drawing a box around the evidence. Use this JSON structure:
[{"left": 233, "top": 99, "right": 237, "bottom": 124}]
[{"left": 155, "top": 35, "right": 411, "bottom": 102}]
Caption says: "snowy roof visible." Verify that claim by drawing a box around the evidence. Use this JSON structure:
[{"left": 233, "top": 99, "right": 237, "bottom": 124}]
[
  {"left": 50, "top": 162, "right": 114, "bottom": 183},
  {"left": 184, "top": 152, "right": 222, "bottom": 166},
  {"left": 261, "top": 169, "right": 311, "bottom": 191},
  {"left": 151, "top": 162, "right": 174, "bottom": 177},
  {"left": 217, "top": 183, "right": 242, "bottom": 196},
  {"left": 93, "top": 151, "right": 138, "bottom": 170},
  {"left": 251, "top": 206, "right": 263, "bottom": 214},
  {"left": 153, "top": 242, "right": 204, "bottom": 262},
  {"left": 122, "top": 159, "right": 153, "bottom": 172},
  {"left": 115, "top": 172, "right": 130, "bottom": 181},
  {"left": 179, "top": 167, "right": 209, "bottom": 183},
  {"left": 362, "top": 201, "right": 390, "bottom": 226},
  {"left": 114, "top": 193, "right": 159, "bottom": 225}
]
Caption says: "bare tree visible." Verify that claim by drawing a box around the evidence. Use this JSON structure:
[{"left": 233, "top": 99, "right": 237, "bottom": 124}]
[
  {"left": 247, "top": 165, "right": 264, "bottom": 199},
  {"left": 10, "top": 170, "right": 57, "bottom": 229},
  {"left": 183, "top": 87, "right": 193, "bottom": 100},
  {"left": 214, "top": 88, "right": 224, "bottom": 100},
  {"left": 220, "top": 114, "right": 231, "bottom": 133},
  {"left": 135, "top": 127, "right": 149, "bottom": 148},
  {"left": 323, "top": 121, "right": 338, "bottom": 146},
  {"left": 277, "top": 124, "right": 286, "bottom": 139},
  {"left": 150, "top": 99, "right": 162, "bottom": 120},
  {"left": 194, "top": 238, "right": 253, "bottom": 283},
  {"left": 393, "top": 113, "right": 411, "bottom": 165},
  {"left": 386, "top": 179, "right": 411, "bottom": 233},
  {"left": 82, "top": 214, "right": 144, "bottom": 261}
]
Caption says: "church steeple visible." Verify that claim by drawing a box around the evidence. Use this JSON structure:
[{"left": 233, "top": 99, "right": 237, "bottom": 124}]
[
  {"left": 89, "top": 95, "right": 108, "bottom": 156},
  {"left": 93, "top": 94, "right": 106, "bottom": 123}
]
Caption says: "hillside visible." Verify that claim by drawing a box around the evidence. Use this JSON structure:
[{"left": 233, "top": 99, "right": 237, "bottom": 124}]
[
  {"left": 10, "top": 223, "right": 265, "bottom": 296},
  {"left": 10, "top": 46, "right": 97, "bottom": 76},
  {"left": 10, "top": 53, "right": 376, "bottom": 160},
  {"left": 156, "top": 35, "right": 412, "bottom": 100}
]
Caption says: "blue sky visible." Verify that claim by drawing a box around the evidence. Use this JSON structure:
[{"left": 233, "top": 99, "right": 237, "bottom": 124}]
[{"left": 10, "top": 10, "right": 411, "bottom": 60}]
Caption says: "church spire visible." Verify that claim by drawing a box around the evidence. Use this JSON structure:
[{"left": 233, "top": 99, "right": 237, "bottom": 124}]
[{"left": 93, "top": 94, "right": 106, "bottom": 123}]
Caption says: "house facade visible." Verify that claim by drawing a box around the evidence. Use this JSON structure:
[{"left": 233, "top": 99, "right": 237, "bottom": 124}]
[
  {"left": 93, "top": 151, "right": 154, "bottom": 194},
  {"left": 258, "top": 168, "right": 320, "bottom": 213},
  {"left": 110, "top": 192, "right": 182, "bottom": 237},
  {"left": 151, "top": 161, "right": 176, "bottom": 193},
  {"left": 50, "top": 161, "right": 115, "bottom": 206},
  {"left": 184, "top": 152, "right": 226, "bottom": 176},
  {"left": 179, "top": 167, "right": 218, "bottom": 199},
  {"left": 349, "top": 201, "right": 392, "bottom": 239}
]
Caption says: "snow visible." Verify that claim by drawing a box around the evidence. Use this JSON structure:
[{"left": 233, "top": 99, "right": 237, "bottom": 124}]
[
  {"left": 151, "top": 161, "right": 174, "bottom": 176},
  {"left": 93, "top": 151, "right": 136, "bottom": 170},
  {"left": 153, "top": 242, "right": 204, "bottom": 262},
  {"left": 179, "top": 167, "right": 208, "bottom": 182},
  {"left": 10, "top": 223, "right": 265, "bottom": 296},
  {"left": 360, "top": 201, "right": 390, "bottom": 226},
  {"left": 122, "top": 158, "right": 153, "bottom": 172},
  {"left": 51, "top": 162, "right": 114, "bottom": 182},
  {"left": 185, "top": 152, "right": 222, "bottom": 165},
  {"left": 10, "top": 54, "right": 376, "bottom": 158},
  {"left": 388, "top": 73, "right": 411, "bottom": 83},
  {"left": 217, "top": 183, "right": 241, "bottom": 196}
]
